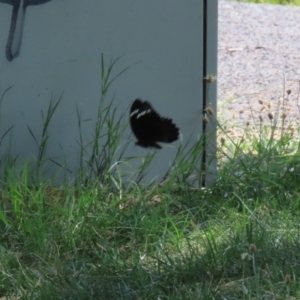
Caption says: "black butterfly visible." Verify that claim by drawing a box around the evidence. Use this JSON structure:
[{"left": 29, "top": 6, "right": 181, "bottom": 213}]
[{"left": 130, "top": 99, "right": 179, "bottom": 149}]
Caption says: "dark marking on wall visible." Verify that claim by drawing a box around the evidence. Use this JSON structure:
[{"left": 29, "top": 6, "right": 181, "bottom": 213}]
[{"left": 0, "top": 0, "right": 52, "bottom": 61}]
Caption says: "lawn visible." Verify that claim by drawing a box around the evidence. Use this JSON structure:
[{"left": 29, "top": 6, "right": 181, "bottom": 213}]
[
  {"left": 1, "top": 14, "right": 300, "bottom": 300},
  {"left": 1, "top": 97, "right": 300, "bottom": 299}
]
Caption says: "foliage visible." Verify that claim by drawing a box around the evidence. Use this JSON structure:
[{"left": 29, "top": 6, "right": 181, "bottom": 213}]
[
  {"left": 236, "top": 0, "right": 300, "bottom": 5},
  {"left": 0, "top": 55, "right": 299, "bottom": 299}
]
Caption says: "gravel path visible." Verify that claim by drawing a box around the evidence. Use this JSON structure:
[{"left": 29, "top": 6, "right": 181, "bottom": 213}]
[{"left": 218, "top": 0, "right": 300, "bottom": 130}]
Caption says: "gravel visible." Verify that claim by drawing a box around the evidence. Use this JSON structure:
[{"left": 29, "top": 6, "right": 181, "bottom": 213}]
[{"left": 218, "top": 0, "right": 300, "bottom": 128}]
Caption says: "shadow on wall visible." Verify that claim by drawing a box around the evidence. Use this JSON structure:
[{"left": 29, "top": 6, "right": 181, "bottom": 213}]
[{"left": 0, "top": 0, "right": 52, "bottom": 62}]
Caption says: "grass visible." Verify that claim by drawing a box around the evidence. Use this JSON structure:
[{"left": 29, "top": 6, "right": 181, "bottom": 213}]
[
  {"left": 236, "top": 0, "right": 300, "bottom": 5},
  {"left": 1, "top": 146, "right": 300, "bottom": 299},
  {"left": 1, "top": 56, "right": 300, "bottom": 299}
]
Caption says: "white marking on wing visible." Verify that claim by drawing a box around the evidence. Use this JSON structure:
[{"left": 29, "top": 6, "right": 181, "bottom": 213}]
[
  {"left": 130, "top": 109, "right": 139, "bottom": 117},
  {"left": 137, "top": 109, "right": 152, "bottom": 119}
]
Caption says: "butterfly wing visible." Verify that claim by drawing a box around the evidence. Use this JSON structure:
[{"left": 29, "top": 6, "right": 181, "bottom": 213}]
[
  {"left": 158, "top": 117, "right": 179, "bottom": 143},
  {"left": 130, "top": 99, "right": 162, "bottom": 148},
  {"left": 130, "top": 99, "right": 179, "bottom": 149}
]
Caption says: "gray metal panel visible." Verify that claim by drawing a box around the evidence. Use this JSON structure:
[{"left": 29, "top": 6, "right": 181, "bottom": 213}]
[
  {"left": 203, "top": 0, "right": 218, "bottom": 186},
  {"left": 0, "top": 0, "right": 216, "bottom": 184}
]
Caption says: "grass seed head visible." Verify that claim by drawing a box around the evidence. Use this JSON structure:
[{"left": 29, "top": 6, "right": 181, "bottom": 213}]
[
  {"left": 249, "top": 243, "right": 257, "bottom": 253},
  {"left": 206, "top": 107, "right": 214, "bottom": 115},
  {"left": 285, "top": 274, "right": 291, "bottom": 285},
  {"left": 286, "top": 89, "right": 291, "bottom": 95},
  {"left": 258, "top": 99, "right": 263, "bottom": 105},
  {"left": 203, "top": 115, "right": 209, "bottom": 124},
  {"left": 268, "top": 112, "right": 273, "bottom": 120},
  {"left": 281, "top": 113, "right": 287, "bottom": 119}
]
